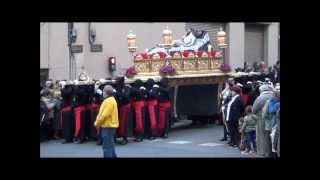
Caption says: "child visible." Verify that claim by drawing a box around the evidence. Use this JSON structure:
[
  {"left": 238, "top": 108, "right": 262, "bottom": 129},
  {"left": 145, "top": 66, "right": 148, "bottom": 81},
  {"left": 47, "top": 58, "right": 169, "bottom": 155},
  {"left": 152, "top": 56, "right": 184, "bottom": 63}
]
[
  {"left": 238, "top": 117, "right": 246, "bottom": 151},
  {"left": 240, "top": 105, "right": 258, "bottom": 155}
]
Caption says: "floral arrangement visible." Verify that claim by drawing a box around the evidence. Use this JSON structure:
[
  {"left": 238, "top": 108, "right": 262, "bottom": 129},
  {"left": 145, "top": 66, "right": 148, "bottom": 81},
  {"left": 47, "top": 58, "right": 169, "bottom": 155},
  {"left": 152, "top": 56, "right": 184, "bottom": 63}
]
[
  {"left": 125, "top": 66, "right": 137, "bottom": 78},
  {"left": 220, "top": 63, "right": 231, "bottom": 73},
  {"left": 159, "top": 64, "right": 176, "bottom": 76}
]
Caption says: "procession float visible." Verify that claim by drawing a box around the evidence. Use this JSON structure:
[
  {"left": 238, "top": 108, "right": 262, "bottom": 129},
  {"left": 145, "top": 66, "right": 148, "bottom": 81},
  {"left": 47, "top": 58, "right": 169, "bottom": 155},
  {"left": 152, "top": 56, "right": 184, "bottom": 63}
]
[{"left": 125, "top": 26, "right": 232, "bottom": 123}]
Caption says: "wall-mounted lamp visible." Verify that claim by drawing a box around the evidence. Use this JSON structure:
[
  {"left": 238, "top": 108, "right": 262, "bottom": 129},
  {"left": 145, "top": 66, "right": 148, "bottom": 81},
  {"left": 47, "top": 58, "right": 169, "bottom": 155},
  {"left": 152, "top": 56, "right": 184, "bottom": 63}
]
[
  {"left": 89, "top": 26, "right": 96, "bottom": 44},
  {"left": 71, "top": 28, "right": 77, "bottom": 44}
]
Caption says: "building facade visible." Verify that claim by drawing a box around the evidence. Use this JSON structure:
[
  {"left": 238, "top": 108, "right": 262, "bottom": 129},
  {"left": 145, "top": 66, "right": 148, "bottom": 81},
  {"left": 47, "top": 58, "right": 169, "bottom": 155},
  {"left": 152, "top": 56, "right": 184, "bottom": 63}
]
[{"left": 40, "top": 22, "right": 279, "bottom": 84}]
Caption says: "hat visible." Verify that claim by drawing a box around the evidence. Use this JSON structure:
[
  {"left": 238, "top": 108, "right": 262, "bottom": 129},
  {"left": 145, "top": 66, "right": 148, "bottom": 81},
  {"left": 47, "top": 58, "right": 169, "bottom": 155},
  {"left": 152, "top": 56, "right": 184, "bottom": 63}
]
[
  {"left": 247, "top": 81, "right": 252, "bottom": 84},
  {"left": 59, "top": 81, "right": 66, "bottom": 88},
  {"left": 236, "top": 83, "right": 243, "bottom": 88},
  {"left": 259, "top": 84, "right": 272, "bottom": 92},
  {"left": 257, "top": 80, "right": 263, "bottom": 85},
  {"left": 96, "top": 89, "right": 102, "bottom": 95},
  {"left": 152, "top": 84, "right": 159, "bottom": 88},
  {"left": 139, "top": 86, "right": 146, "bottom": 90}
]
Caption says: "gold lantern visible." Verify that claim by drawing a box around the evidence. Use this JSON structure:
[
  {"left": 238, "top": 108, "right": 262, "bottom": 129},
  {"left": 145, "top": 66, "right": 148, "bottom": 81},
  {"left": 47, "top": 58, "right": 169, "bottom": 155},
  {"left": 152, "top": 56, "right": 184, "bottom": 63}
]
[
  {"left": 162, "top": 26, "right": 173, "bottom": 49},
  {"left": 217, "top": 27, "right": 227, "bottom": 48},
  {"left": 127, "top": 30, "right": 137, "bottom": 53}
]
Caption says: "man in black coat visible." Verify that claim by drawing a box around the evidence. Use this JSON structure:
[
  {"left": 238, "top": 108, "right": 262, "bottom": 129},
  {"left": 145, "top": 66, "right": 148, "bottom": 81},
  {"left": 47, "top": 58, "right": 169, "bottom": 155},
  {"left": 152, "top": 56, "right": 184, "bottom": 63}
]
[{"left": 225, "top": 85, "right": 245, "bottom": 147}]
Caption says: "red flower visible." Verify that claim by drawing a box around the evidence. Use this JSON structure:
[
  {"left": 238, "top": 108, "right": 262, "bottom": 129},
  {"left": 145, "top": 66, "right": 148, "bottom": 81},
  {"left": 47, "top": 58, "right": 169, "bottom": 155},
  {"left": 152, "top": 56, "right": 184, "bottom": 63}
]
[
  {"left": 182, "top": 51, "right": 189, "bottom": 58},
  {"left": 125, "top": 66, "right": 137, "bottom": 78},
  {"left": 158, "top": 52, "right": 167, "bottom": 59},
  {"left": 141, "top": 53, "right": 149, "bottom": 59},
  {"left": 197, "top": 51, "right": 203, "bottom": 58}
]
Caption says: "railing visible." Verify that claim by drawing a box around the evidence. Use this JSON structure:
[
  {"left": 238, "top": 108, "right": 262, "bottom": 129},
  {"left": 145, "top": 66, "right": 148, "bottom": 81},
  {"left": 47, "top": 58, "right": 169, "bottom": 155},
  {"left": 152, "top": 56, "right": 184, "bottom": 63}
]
[{"left": 134, "top": 57, "right": 224, "bottom": 75}]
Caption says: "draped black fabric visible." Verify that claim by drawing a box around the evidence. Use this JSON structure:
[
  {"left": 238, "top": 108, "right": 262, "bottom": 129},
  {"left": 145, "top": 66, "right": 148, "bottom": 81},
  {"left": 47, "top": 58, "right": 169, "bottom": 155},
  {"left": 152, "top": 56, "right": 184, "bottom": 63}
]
[
  {"left": 60, "top": 85, "right": 75, "bottom": 142},
  {"left": 73, "top": 85, "right": 90, "bottom": 140}
]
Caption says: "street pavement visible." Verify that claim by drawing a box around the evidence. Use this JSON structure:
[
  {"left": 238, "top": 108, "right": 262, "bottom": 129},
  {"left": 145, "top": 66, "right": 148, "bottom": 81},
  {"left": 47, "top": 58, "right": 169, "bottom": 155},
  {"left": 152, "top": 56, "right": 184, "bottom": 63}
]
[{"left": 40, "top": 120, "right": 262, "bottom": 158}]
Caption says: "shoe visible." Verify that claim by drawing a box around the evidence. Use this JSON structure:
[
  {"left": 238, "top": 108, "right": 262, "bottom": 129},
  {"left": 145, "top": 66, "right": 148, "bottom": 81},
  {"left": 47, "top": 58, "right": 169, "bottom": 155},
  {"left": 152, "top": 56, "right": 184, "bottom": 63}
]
[
  {"left": 149, "top": 136, "right": 156, "bottom": 140},
  {"left": 96, "top": 140, "right": 102, "bottom": 146},
  {"left": 241, "top": 151, "right": 249, "bottom": 155},
  {"left": 232, "top": 144, "right": 238, "bottom": 148},
  {"left": 61, "top": 140, "right": 72, "bottom": 144},
  {"left": 249, "top": 150, "right": 256, "bottom": 155},
  {"left": 119, "top": 139, "right": 128, "bottom": 145},
  {"left": 75, "top": 138, "right": 85, "bottom": 144},
  {"left": 161, "top": 133, "right": 168, "bottom": 139},
  {"left": 227, "top": 141, "right": 232, "bottom": 145},
  {"left": 134, "top": 138, "right": 143, "bottom": 142},
  {"left": 220, "top": 137, "right": 227, "bottom": 141}
]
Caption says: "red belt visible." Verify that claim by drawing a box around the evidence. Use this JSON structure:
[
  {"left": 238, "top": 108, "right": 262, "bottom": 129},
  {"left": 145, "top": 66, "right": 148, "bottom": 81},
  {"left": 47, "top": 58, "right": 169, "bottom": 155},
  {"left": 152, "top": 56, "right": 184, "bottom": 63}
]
[
  {"left": 74, "top": 106, "right": 86, "bottom": 137},
  {"left": 147, "top": 99, "right": 158, "bottom": 129},
  {"left": 60, "top": 106, "right": 72, "bottom": 129},
  {"left": 133, "top": 100, "right": 146, "bottom": 132},
  {"left": 87, "top": 103, "right": 100, "bottom": 112}
]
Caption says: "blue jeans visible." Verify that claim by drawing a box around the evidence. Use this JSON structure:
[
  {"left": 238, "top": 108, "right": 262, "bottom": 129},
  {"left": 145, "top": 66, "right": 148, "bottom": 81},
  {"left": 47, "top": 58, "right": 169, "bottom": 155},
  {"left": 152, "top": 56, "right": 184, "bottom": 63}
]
[
  {"left": 101, "top": 128, "right": 117, "bottom": 158},
  {"left": 245, "top": 131, "right": 256, "bottom": 151}
]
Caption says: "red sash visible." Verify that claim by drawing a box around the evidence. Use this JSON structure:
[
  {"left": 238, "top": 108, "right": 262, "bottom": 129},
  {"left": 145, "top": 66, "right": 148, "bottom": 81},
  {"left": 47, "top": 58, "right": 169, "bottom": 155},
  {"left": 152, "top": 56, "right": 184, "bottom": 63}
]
[
  {"left": 241, "top": 93, "right": 249, "bottom": 106},
  {"left": 147, "top": 99, "right": 158, "bottom": 129},
  {"left": 158, "top": 101, "right": 171, "bottom": 130},
  {"left": 60, "top": 106, "right": 72, "bottom": 129},
  {"left": 74, "top": 106, "right": 86, "bottom": 137},
  {"left": 133, "top": 100, "right": 146, "bottom": 132}
]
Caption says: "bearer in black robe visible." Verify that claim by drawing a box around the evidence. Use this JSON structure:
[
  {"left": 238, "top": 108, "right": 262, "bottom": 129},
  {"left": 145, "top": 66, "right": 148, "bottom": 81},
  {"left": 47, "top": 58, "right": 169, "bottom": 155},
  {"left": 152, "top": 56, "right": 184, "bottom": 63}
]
[
  {"left": 144, "top": 78, "right": 159, "bottom": 140},
  {"left": 115, "top": 77, "right": 131, "bottom": 145},
  {"left": 157, "top": 78, "right": 172, "bottom": 138},
  {"left": 60, "top": 84, "right": 75, "bottom": 143},
  {"left": 131, "top": 79, "right": 147, "bottom": 142},
  {"left": 73, "top": 84, "right": 90, "bottom": 144},
  {"left": 85, "top": 84, "right": 100, "bottom": 141}
]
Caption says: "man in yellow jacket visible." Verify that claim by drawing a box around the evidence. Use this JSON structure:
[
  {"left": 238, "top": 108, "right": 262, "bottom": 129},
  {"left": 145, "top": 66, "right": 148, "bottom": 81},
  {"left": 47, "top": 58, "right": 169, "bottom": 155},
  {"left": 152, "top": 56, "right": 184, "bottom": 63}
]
[{"left": 94, "top": 85, "right": 119, "bottom": 158}]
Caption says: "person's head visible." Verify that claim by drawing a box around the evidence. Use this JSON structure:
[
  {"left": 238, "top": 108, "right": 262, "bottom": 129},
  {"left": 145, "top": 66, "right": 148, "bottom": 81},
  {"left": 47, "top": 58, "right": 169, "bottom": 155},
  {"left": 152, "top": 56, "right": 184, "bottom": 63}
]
[
  {"left": 59, "top": 81, "right": 66, "bottom": 89},
  {"left": 259, "top": 84, "right": 272, "bottom": 93},
  {"left": 115, "top": 76, "right": 125, "bottom": 89},
  {"left": 133, "top": 79, "right": 143, "bottom": 88},
  {"left": 145, "top": 78, "right": 155, "bottom": 90},
  {"left": 231, "top": 86, "right": 241, "bottom": 96},
  {"left": 228, "top": 78, "right": 234, "bottom": 87},
  {"left": 103, "top": 85, "right": 114, "bottom": 98},
  {"left": 159, "top": 77, "right": 169, "bottom": 88},
  {"left": 245, "top": 105, "right": 253, "bottom": 115},
  {"left": 45, "top": 80, "right": 53, "bottom": 88}
]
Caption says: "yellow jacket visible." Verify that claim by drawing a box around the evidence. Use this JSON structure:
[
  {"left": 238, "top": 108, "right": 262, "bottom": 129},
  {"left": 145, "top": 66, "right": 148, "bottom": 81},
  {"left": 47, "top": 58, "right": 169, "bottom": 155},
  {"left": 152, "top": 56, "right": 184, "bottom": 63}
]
[{"left": 95, "top": 96, "right": 119, "bottom": 128}]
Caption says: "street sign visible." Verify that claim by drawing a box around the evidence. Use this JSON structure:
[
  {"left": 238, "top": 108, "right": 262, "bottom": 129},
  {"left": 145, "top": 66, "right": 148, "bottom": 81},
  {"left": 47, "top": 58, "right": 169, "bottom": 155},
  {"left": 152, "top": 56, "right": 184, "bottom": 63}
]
[
  {"left": 71, "top": 45, "right": 83, "bottom": 53},
  {"left": 91, "top": 44, "right": 103, "bottom": 52}
]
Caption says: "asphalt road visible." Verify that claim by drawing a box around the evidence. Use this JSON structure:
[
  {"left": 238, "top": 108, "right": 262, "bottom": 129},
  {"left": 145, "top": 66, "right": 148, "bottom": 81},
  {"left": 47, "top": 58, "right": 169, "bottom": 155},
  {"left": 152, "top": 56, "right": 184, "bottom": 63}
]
[{"left": 40, "top": 120, "right": 261, "bottom": 158}]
